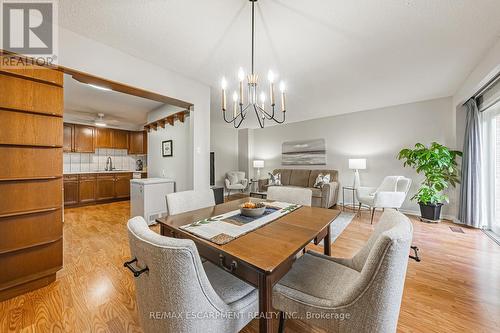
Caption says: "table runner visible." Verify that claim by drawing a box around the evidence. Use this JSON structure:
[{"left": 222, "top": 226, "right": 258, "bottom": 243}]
[{"left": 180, "top": 202, "right": 301, "bottom": 245}]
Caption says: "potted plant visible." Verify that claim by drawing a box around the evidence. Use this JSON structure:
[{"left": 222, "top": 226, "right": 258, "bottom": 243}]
[{"left": 397, "top": 142, "right": 462, "bottom": 222}]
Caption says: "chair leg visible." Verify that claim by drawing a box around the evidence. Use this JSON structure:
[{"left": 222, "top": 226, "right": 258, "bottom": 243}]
[
  {"left": 278, "top": 311, "right": 286, "bottom": 333},
  {"left": 357, "top": 202, "right": 362, "bottom": 217},
  {"left": 410, "top": 245, "right": 421, "bottom": 262},
  {"left": 370, "top": 207, "right": 375, "bottom": 224}
]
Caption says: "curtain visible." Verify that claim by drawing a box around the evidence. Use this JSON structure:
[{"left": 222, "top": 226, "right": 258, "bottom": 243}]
[{"left": 458, "top": 99, "right": 482, "bottom": 228}]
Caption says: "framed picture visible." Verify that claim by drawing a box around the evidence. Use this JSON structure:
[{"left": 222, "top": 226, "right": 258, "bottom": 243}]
[{"left": 162, "top": 140, "right": 173, "bottom": 157}]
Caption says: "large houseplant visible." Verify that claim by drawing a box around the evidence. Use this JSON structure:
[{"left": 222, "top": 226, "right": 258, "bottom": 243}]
[{"left": 398, "top": 142, "right": 462, "bottom": 221}]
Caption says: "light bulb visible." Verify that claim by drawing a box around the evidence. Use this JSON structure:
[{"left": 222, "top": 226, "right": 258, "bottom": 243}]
[
  {"left": 232, "top": 91, "right": 238, "bottom": 102},
  {"left": 267, "top": 70, "right": 275, "bottom": 83},
  {"left": 260, "top": 92, "right": 266, "bottom": 103},
  {"left": 221, "top": 77, "right": 227, "bottom": 90},
  {"left": 279, "top": 81, "right": 286, "bottom": 92},
  {"left": 238, "top": 67, "right": 245, "bottom": 81}
]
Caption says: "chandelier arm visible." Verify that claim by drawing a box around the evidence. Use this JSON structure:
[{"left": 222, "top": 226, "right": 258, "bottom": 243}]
[
  {"left": 273, "top": 110, "right": 286, "bottom": 124},
  {"left": 255, "top": 105, "right": 274, "bottom": 120},
  {"left": 223, "top": 111, "right": 238, "bottom": 123},
  {"left": 253, "top": 104, "right": 265, "bottom": 128},
  {"left": 233, "top": 112, "right": 246, "bottom": 128}
]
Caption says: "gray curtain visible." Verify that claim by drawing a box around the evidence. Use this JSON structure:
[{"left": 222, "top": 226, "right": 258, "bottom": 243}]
[{"left": 458, "top": 98, "right": 482, "bottom": 228}]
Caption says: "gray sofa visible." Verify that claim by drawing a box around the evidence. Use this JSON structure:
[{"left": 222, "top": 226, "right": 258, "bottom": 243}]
[{"left": 261, "top": 169, "right": 339, "bottom": 208}]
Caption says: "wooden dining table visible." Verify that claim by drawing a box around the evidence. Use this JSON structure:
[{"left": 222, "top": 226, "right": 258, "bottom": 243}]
[{"left": 156, "top": 198, "right": 341, "bottom": 333}]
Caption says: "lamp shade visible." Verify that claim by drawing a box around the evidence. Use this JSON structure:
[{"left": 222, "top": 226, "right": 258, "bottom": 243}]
[
  {"left": 349, "top": 158, "right": 366, "bottom": 170},
  {"left": 253, "top": 160, "right": 264, "bottom": 168}
]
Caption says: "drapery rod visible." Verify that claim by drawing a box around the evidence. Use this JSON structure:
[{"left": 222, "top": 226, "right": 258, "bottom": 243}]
[{"left": 472, "top": 71, "right": 500, "bottom": 100}]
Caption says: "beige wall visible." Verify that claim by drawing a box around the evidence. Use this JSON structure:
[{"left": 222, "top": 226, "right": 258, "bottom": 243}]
[{"left": 248, "top": 97, "right": 456, "bottom": 215}]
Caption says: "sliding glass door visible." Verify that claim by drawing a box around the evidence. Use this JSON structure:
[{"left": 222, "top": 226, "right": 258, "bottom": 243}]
[{"left": 483, "top": 103, "right": 500, "bottom": 235}]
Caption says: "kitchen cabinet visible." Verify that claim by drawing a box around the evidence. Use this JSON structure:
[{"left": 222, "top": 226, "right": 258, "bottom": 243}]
[
  {"left": 128, "top": 131, "right": 147, "bottom": 154},
  {"left": 78, "top": 174, "right": 96, "bottom": 203},
  {"left": 113, "top": 130, "right": 129, "bottom": 149},
  {"left": 115, "top": 173, "right": 132, "bottom": 198},
  {"left": 63, "top": 123, "right": 73, "bottom": 152},
  {"left": 0, "top": 111, "right": 62, "bottom": 147},
  {"left": 63, "top": 123, "right": 95, "bottom": 153},
  {"left": 74, "top": 125, "right": 95, "bottom": 153},
  {"left": 96, "top": 127, "right": 113, "bottom": 148},
  {"left": 63, "top": 175, "right": 79, "bottom": 206},
  {"left": 96, "top": 174, "right": 115, "bottom": 201}
]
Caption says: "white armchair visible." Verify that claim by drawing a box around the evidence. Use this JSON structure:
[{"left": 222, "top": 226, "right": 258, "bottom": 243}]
[
  {"left": 224, "top": 171, "right": 249, "bottom": 196},
  {"left": 356, "top": 176, "right": 412, "bottom": 224}
]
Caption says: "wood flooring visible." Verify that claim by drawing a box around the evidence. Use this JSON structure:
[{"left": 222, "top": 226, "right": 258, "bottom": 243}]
[{"left": 1, "top": 199, "right": 499, "bottom": 332}]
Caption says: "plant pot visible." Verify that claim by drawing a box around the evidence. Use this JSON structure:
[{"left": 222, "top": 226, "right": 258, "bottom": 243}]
[{"left": 418, "top": 202, "right": 443, "bottom": 222}]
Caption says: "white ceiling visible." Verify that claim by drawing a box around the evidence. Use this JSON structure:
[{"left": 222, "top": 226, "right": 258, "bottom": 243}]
[
  {"left": 59, "top": 0, "right": 500, "bottom": 127},
  {"left": 64, "top": 74, "right": 164, "bottom": 130}
]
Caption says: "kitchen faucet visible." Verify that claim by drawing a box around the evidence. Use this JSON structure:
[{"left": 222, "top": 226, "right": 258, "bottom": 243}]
[{"left": 105, "top": 156, "right": 113, "bottom": 171}]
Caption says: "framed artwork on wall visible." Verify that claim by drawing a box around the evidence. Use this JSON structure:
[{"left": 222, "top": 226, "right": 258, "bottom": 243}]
[
  {"left": 282, "top": 138, "right": 326, "bottom": 165},
  {"left": 162, "top": 140, "right": 173, "bottom": 157}
]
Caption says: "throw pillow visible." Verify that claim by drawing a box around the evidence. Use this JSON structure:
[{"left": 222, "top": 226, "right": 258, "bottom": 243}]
[
  {"left": 268, "top": 172, "right": 282, "bottom": 186},
  {"left": 314, "top": 173, "right": 331, "bottom": 188}
]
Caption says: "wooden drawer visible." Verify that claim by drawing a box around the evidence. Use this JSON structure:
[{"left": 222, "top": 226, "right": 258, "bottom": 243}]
[
  {"left": 0, "top": 57, "right": 63, "bottom": 85},
  {"left": 79, "top": 174, "right": 96, "bottom": 180},
  {"left": 0, "top": 178, "right": 62, "bottom": 216},
  {"left": 0, "top": 208, "right": 62, "bottom": 254},
  {"left": 0, "top": 239, "right": 62, "bottom": 290},
  {"left": 0, "top": 110, "right": 63, "bottom": 146},
  {"left": 63, "top": 174, "right": 79, "bottom": 181},
  {"left": 0, "top": 74, "right": 63, "bottom": 116},
  {"left": 0, "top": 147, "right": 62, "bottom": 180}
]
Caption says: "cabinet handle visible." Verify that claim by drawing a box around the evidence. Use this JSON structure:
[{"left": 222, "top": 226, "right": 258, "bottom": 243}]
[{"left": 218, "top": 254, "right": 238, "bottom": 273}]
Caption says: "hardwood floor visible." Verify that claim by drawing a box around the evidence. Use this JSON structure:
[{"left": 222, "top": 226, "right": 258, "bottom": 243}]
[{"left": 1, "top": 200, "right": 499, "bottom": 332}]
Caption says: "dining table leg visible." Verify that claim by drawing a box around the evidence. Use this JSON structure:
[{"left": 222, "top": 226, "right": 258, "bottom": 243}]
[
  {"left": 324, "top": 225, "right": 332, "bottom": 256},
  {"left": 258, "top": 273, "right": 274, "bottom": 333}
]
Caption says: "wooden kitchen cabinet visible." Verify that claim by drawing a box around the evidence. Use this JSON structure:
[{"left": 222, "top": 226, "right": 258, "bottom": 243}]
[
  {"left": 115, "top": 173, "right": 132, "bottom": 198},
  {"left": 128, "top": 131, "right": 147, "bottom": 154},
  {"left": 78, "top": 174, "right": 96, "bottom": 203},
  {"left": 63, "top": 123, "right": 74, "bottom": 152},
  {"left": 63, "top": 176, "right": 79, "bottom": 206},
  {"left": 112, "top": 130, "right": 129, "bottom": 149},
  {"left": 96, "top": 174, "right": 116, "bottom": 200},
  {"left": 96, "top": 127, "right": 113, "bottom": 148},
  {"left": 74, "top": 125, "right": 95, "bottom": 153}
]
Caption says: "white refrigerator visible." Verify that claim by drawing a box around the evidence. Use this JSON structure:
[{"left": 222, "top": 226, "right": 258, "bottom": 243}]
[{"left": 130, "top": 178, "right": 175, "bottom": 225}]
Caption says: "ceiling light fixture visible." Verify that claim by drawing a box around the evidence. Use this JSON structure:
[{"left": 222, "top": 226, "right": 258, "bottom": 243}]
[
  {"left": 221, "top": 0, "right": 286, "bottom": 128},
  {"left": 88, "top": 84, "right": 112, "bottom": 92},
  {"left": 94, "top": 113, "right": 107, "bottom": 127}
]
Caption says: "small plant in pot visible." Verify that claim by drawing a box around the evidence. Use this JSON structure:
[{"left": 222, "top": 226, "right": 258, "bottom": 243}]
[{"left": 398, "top": 142, "right": 462, "bottom": 222}]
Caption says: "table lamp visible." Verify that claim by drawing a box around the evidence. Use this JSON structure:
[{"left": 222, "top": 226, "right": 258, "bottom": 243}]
[
  {"left": 253, "top": 160, "right": 264, "bottom": 179},
  {"left": 348, "top": 158, "right": 366, "bottom": 188}
]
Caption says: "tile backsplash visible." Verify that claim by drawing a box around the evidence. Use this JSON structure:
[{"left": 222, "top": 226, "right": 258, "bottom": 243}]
[{"left": 63, "top": 148, "right": 147, "bottom": 173}]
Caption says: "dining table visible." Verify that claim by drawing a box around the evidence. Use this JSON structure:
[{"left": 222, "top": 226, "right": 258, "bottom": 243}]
[{"left": 156, "top": 197, "right": 341, "bottom": 333}]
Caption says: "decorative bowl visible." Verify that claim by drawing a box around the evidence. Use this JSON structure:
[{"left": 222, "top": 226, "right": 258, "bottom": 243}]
[{"left": 240, "top": 202, "right": 266, "bottom": 217}]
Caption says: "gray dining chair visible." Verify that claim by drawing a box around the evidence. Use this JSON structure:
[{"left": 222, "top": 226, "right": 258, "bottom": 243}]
[
  {"left": 267, "top": 186, "right": 312, "bottom": 206},
  {"left": 272, "top": 209, "right": 413, "bottom": 333},
  {"left": 126, "top": 216, "right": 258, "bottom": 333},
  {"left": 166, "top": 189, "right": 215, "bottom": 215}
]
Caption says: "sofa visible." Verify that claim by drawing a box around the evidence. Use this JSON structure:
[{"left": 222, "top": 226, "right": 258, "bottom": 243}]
[{"left": 261, "top": 169, "right": 339, "bottom": 208}]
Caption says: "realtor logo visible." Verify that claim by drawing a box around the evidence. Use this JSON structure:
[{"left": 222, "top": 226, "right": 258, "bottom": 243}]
[{"left": 1, "top": 0, "right": 58, "bottom": 65}]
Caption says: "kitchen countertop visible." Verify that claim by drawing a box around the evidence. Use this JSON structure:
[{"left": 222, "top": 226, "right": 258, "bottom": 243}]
[{"left": 64, "top": 170, "right": 147, "bottom": 175}]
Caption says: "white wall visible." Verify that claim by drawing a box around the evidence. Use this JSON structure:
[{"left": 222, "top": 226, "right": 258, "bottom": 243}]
[
  {"left": 58, "top": 27, "right": 211, "bottom": 190},
  {"left": 147, "top": 105, "right": 192, "bottom": 191},
  {"left": 247, "top": 97, "right": 455, "bottom": 214}
]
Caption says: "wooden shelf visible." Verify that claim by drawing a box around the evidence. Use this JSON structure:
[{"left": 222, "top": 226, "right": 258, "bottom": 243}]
[{"left": 144, "top": 110, "right": 189, "bottom": 132}]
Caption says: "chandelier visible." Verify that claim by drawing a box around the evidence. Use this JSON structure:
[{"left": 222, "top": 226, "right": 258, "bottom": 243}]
[{"left": 221, "top": 0, "right": 287, "bottom": 128}]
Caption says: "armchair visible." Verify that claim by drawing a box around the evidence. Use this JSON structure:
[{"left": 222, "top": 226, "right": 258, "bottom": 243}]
[
  {"left": 224, "top": 171, "right": 248, "bottom": 196},
  {"left": 356, "top": 176, "right": 412, "bottom": 224}
]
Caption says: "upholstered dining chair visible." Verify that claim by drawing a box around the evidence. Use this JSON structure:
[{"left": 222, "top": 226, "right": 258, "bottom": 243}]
[
  {"left": 126, "top": 216, "right": 258, "bottom": 333},
  {"left": 272, "top": 209, "right": 413, "bottom": 333},
  {"left": 267, "top": 186, "right": 312, "bottom": 206},
  {"left": 166, "top": 189, "right": 215, "bottom": 215},
  {"left": 356, "top": 176, "right": 412, "bottom": 223},
  {"left": 225, "top": 171, "right": 249, "bottom": 196}
]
